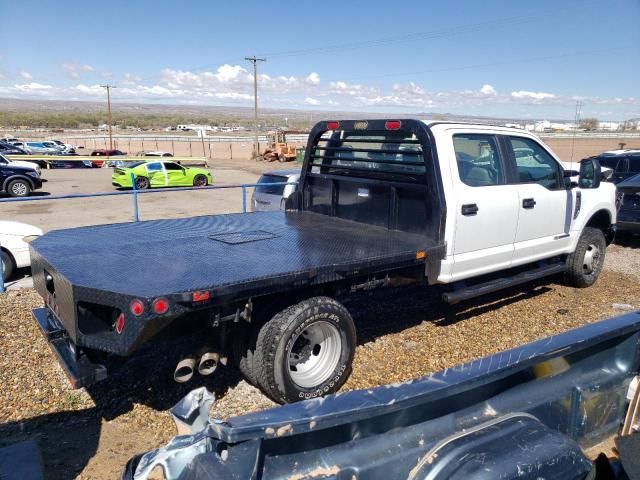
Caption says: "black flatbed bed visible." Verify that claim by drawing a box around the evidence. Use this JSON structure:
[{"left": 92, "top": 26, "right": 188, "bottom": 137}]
[{"left": 32, "top": 211, "right": 436, "bottom": 299}]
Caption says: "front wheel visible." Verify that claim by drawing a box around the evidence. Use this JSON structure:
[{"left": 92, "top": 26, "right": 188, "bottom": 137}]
[
  {"left": 7, "top": 179, "right": 31, "bottom": 197},
  {"left": 564, "top": 227, "right": 606, "bottom": 288},
  {"left": 254, "top": 296, "right": 356, "bottom": 404},
  {"left": 193, "top": 174, "right": 208, "bottom": 187}
]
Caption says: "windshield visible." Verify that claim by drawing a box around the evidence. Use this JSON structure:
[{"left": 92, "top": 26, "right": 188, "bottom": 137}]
[{"left": 255, "top": 175, "right": 288, "bottom": 195}]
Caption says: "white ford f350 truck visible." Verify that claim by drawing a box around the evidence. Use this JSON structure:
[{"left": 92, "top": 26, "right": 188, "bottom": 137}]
[{"left": 30, "top": 119, "right": 617, "bottom": 404}]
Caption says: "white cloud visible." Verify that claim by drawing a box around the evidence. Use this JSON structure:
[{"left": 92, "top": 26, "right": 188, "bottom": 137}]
[
  {"left": 62, "top": 63, "right": 94, "bottom": 79},
  {"left": 19, "top": 71, "right": 32, "bottom": 80},
  {"left": 480, "top": 84, "right": 497, "bottom": 96},
  {"left": 306, "top": 72, "right": 320, "bottom": 85},
  {"left": 511, "top": 90, "right": 556, "bottom": 100},
  {"left": 122, "top": 73, "right": 142, "bottom": 86},
  {"left": 1, "top": 62, "right": 637, "bottom": 118},
  {"left": 75, "top": 84, "right": 104, "bottom": 95},
  {"left": 215, "top": 64, "right": 250, "bottom": 83},
  {"left": 15, "top": 82, "right": 51, "bottom": 91}
]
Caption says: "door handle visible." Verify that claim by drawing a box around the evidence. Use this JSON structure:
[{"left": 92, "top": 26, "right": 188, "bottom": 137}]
[
  {"left": 522, "top": 198, "right": 536, "bottom": 209},
  {"left": 461, "top": 203, "right": 479, "bottom": 216}
]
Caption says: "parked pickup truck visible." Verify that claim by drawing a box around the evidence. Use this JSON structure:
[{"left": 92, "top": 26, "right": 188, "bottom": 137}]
[{"left": 30, "top": 119, "right": 617, "bottom": 404}]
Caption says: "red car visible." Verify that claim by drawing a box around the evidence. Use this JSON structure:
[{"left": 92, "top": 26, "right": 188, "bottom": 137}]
[{"left": 90, "top": 149, "right": 126, "bottom": 168}]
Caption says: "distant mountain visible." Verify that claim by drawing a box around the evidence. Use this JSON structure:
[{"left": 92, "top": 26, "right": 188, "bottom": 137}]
[{"left": 0, "top": 97, "right": 564, "bottom": 124}]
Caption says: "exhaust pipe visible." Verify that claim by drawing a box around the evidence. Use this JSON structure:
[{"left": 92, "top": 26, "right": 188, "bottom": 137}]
[
  {"left": 198, "top": 352, "right": 220, "bottom": 376},
  {"left": 174, "top": 357, "right": 196, "bottom": 383}
]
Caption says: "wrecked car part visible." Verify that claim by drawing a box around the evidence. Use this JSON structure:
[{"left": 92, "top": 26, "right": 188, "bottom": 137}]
[{"left": 125, "top": 310, "right": 640, "bottom": 480}]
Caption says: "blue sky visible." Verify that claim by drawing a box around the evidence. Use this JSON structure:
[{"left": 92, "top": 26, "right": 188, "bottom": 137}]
[{"left": 0, "top": 0, "right": 638, "bottom": 120}]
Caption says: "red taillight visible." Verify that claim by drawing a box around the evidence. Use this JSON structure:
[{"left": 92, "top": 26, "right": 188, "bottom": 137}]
[
  {"left": 385, "top": 120, "right": 402, "bottom": 130},
  {"left": 192, "top": 291, "right": 210, "bottom": 302},
  {"left": 152, "top": 297, "right": 169, "bottom": 314},
  {"left": 115, "top": 313, "right": 125, "bottom": 334},
  {"left": 326, "top": 121, "right": 340, "bottom": 130},
  {"left": 130, "top": 299, "right": 145, "bottom": 316}
]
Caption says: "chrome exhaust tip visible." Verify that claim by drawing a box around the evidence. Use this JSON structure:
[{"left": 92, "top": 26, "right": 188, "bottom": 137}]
[
  {"left": 197, "top": 352, "right": 220, "bottom": 376},
  {"left": 174, "top": 357, "right": 196, "bottom": 383}
]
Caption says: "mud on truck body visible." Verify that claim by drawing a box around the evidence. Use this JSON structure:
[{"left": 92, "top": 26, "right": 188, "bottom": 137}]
[{"left": 30, "top": 119, "right": 617, "bottom": 404}]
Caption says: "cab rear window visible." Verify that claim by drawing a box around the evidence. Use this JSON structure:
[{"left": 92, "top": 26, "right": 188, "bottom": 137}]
[
  {"left": 255, "top": 175, "right": 287, "bottom": 195},
  {"left": 309, "top": 130, "right": 426, "bottom": 181}
]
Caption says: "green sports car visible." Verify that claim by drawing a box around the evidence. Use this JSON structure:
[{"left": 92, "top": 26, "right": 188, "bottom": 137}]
[{"left": 112, "top": 160, "right": 212, "bottom": 189}]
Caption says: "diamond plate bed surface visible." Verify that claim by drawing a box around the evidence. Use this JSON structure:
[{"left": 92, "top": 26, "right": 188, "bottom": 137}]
[{"left": 31, "top": 211, "right": 432, "bottom": 298}]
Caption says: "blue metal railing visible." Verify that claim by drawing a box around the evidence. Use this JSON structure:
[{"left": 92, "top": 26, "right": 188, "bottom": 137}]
[{"left": 0, "top": 178, "right": 298, "bottom": 292}]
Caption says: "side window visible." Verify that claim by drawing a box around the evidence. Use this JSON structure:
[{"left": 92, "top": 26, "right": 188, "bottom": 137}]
[
  {"left": 163, "top": 162, "right": 182, "bottom": 171},
  {"left": 453, "top": 134, "right": 504, "bottom": 187},
  {"left": 146, "top": 162, "right": 162, "bottom": 172},
  {"left": 509, "top": 137, "right": 562, "bottom": 189},
  {"left": 628, "top": 157, "right": 640, "bottom": 174}
]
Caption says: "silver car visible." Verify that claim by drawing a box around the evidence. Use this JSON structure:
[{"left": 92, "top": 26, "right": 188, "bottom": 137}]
[
  {"left": 251, "top": 168, "right": 300, "bottom": 212},
  {"left": 24, "top": 142, "right": 59, "bottom": 155}
]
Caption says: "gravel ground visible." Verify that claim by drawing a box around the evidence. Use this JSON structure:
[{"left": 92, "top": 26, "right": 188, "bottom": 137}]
[{"left": 0, "top": 242, "right": 639, "bottom": 479}]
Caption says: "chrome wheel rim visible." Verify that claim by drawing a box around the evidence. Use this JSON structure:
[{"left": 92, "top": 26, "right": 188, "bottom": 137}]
[
  {"left": 287, "top": 321, "right": 342, "bottom": 388},
  {"left": 583, "top": 243, "right": 601, "bottom": 274},
  {"left": 12, "top": 182, "right": 27, "bottom": 196}
]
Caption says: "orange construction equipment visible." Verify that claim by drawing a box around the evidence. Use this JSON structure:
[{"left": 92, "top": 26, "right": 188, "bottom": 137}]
[{"left": 259, "top": 131, "right": 298, "bottom": 162}]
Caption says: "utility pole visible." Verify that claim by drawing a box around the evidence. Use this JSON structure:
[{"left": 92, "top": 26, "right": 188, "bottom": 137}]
[
  {"left": 100, "top": 84, "right": 117, "bottom": 150},
  {"left": 569, "top": 100, "right": 583, "bottom": 163},
  {"left": 245, "top": 56, "right": 266, "bottom": 159}
]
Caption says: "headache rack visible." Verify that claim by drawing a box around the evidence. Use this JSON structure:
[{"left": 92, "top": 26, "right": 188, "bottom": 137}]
[
  {"left": 310, "top": 129, "right": 427, "bottom": 180},
  {"left": 297, "top": 119, "right": 446, "bottom": 240}
]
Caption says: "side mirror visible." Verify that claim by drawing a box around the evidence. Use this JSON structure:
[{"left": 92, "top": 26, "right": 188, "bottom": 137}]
[{"left": 578, "top": 158, "right": 601, "bottom": 189}]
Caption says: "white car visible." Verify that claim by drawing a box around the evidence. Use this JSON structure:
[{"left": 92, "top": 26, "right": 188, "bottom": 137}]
[
  {"left": 0, "top": 221, "right": 43, "bottom": 281},
  {"left": 0, "top": 153, "right": 42, "bottom": 176}
]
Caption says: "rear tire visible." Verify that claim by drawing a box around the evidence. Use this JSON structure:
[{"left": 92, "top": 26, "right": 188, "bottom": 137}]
[
  {"left": 564, "top": 227, "right": 606, "bottom": 288},
  {"left": 134, "top": 176, "right": 149, "bottom": 190},
  {"left": 233, "top": 298, "right": 295, "bottom": 386},
  {"left": 1, "top": 250, "right": 14, "bottom": 282},
  {"left": 193, "top": 174, "right": 208, "bottom": 187},
  {"left": 7, "top": 179, "right": 31, "bottom": 197},
  {"left": 253, "top": 296, "right": 356, "bottom": 404}
]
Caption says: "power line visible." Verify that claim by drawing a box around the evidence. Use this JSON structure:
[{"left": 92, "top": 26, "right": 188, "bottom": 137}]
[
  {"left": 255, "top": 3, "right": 593, "bottom": 58},
  {"left": 342, "top": 46, "right": 634, "bottom": 81},
  {"left": 245, "top": 56, "right": 266, "bottom": 159},
  {"left": 132, "top": 2, "right": 593, "bottom": 86}
]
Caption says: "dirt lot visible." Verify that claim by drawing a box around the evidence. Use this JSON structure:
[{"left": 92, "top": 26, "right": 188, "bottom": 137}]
[{"left": 0, "top": 237, "right": 638, "bottom": 479}]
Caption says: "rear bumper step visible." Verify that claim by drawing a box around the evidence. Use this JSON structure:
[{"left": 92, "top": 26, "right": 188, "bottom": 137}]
[
  {"left": 32, "top": 307, "right": 107, "bottom": 388},
  {"left": 443, "top": 261, "right": 566, "bottom": 304}
]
